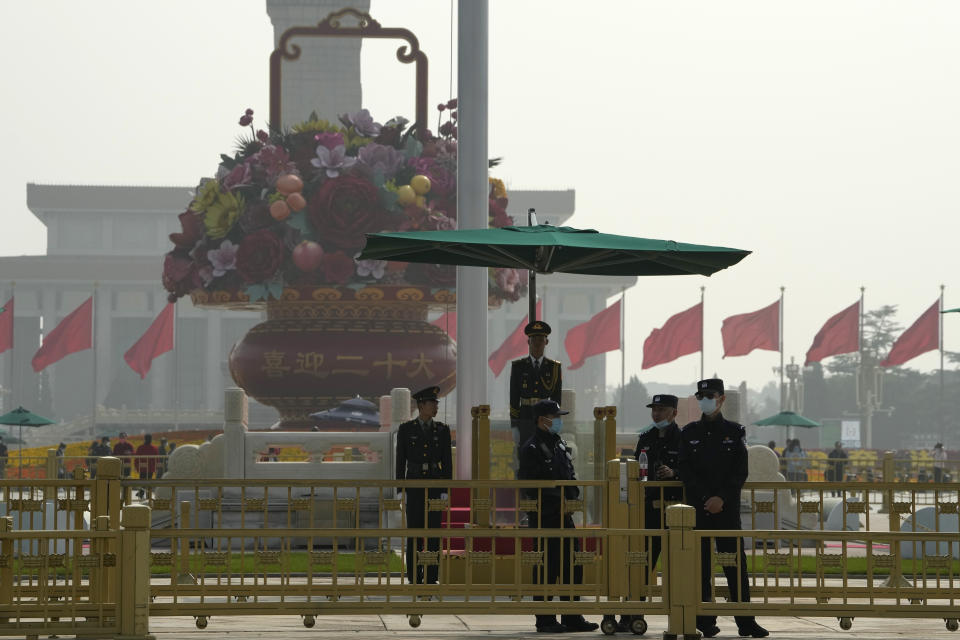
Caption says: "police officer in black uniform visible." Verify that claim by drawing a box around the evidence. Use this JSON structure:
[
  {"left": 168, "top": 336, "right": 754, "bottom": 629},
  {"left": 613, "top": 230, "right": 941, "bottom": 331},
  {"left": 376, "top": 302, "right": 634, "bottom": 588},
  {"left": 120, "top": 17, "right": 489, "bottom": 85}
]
[
  {"left": 518, "top": 399, "right": 598, "bottom": 634},
  {"left": 510, "top": 321, "right": 562, "bottom": 459},
  {"left": 396, "top": 386, "right": 452, "bottom": 585},
  {"left": 678, "top": 379, "right": 768, "bottom": 639},
  {"left": 606, "top": 394, "right": 684, "bottom": 633}
]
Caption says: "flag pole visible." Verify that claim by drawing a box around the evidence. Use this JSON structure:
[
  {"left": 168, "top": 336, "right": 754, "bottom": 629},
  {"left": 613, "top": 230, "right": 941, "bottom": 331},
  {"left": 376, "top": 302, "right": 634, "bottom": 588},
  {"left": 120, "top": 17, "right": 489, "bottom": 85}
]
[
  {"left": 7, "top": 281, "right": 14, "bottom": 415},
  {"left": 91, "top": 283, "right": 98, "bottom": 437},
  {"left": 700, "top": 286, "right": 705, "bottom": 380},
  {"left": 939, "top": 284, "right": 945, "bottom": 443},
  {"left": 620, "top": 286, "right": 626, "bottom": 424},
  {"left": 779, "top": 286, "right": 785, "bottom": 411},
  {"left": 173, "top": 300, "right": 180, "bottom": 431}
]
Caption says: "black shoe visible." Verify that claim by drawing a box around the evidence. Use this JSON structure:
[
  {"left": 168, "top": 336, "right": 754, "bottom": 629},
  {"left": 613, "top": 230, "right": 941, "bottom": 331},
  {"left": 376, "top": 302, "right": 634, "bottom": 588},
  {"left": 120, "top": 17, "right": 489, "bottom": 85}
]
[
  {"left": 537, "top": 622, "right": 568, "bottom": 633},
  {"left": 738, "top": 622, "right": 769, "bottom": 638},
  {"left": 562, "top": 617, "right": 599, "bottom": 632},
  {"left": 698, "top": 625, "right": 721, "bottom": 638}
]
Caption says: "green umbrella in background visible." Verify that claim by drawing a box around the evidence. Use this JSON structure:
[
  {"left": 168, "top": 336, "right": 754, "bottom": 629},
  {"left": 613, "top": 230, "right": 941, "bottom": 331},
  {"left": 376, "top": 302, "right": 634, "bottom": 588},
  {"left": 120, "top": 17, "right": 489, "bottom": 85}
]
[
  {"left": 0, "top": 406, "right": 55, "bottom": 478},
  {"left": 942, "top": 308, "right": 960, "bottom": 314},
  {"left": 754, "top": 411, "right": 822, "bottom": 428},
  {"left": 359, "top": 223, "right": 751, "bottom": 320}
]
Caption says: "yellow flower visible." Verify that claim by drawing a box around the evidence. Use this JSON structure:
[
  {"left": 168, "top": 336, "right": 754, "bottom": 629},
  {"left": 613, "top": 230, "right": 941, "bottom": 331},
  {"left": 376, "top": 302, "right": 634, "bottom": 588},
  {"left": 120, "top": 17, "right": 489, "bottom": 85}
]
[
  {"left": 291, "top": 119, "right": 345, "bottom": 134},
  {"left": 488, "top": 177, "right": 507, "bottom": 200},
  {"left": 193, "top": 181, "right": 244, "bottom": 239}
]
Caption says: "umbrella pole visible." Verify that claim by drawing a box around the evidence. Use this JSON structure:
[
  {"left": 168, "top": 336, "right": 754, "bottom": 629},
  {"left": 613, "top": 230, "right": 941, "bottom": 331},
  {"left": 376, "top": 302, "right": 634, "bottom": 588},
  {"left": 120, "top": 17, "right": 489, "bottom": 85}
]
[
  {"left": 527, "top": 208, "right": 538, "bottom": 321},
  {"left": 17, "top": 423, "right": 21, "bottom": 480}
]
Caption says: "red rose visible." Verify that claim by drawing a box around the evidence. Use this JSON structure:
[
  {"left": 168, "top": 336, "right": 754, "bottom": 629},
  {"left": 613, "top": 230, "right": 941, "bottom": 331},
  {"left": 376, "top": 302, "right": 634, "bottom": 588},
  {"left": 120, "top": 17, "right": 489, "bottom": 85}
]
[
  {"left": 235, "top": 229, "right": 284, "bottom": 283},
  {"left": 162, "top": 251, "right": 202, "bottom": 299},
  {"left": 321, "top": 251, "right": 356, "bottom": 284},
  {"left": 308, "top": 174, "right": 387, "bottom": 251}
]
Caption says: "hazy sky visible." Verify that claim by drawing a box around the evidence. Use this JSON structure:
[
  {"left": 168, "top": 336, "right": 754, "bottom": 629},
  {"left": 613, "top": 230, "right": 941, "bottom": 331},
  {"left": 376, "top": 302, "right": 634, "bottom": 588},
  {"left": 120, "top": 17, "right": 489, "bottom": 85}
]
[{"left": 3, "top": 1, "right": 958, "bottom": 391}]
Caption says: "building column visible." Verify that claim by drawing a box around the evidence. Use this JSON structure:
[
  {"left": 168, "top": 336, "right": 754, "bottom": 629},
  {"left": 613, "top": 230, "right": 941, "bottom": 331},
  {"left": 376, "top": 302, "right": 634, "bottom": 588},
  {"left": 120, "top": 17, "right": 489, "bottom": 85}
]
[
  {"left": 265, "top": 0, "right": 370, "bottom": 128},
  {"left": 205, "top": 310, "right": 223, "bottom": 412},
  {"left": 93, "top": 287, "right": 112, "bottom": 407}
]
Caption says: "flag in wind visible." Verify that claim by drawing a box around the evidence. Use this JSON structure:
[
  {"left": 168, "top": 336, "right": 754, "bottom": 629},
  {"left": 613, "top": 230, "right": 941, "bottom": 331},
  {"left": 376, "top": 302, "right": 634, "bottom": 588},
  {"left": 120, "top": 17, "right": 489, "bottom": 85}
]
[
  {"left": 488, "top": 300, "right": 542, "bottom": 377},
  {"left": 642, "top": 302, "right": 703, "bottom": 369},
  {"left": 32, "top": 297, "right": 93, "bottom": 372},
  {"left": 880, "top": 300, "right": 939, "bottom": 367},
  {"left": 124, "top": 302, "right": 175, "bottom": 379},
  {"left": 721, "top": 299, "right": 779, "bottom": 358},
  {"left": 805, "top": 300, "right": 859, "bottom": 365},
  {"left": 565, "top": 299, "right": 621, "bottom": 370},
  {"left": 0, "top": 297, "right": 12, "bottom": 355}
]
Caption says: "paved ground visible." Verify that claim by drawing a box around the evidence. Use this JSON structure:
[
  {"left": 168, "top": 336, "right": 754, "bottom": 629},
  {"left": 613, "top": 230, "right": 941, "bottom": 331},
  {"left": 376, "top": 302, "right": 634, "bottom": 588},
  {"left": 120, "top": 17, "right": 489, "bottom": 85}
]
[{"left": 146, "top": 613, "right": 960, "bottom": 639}]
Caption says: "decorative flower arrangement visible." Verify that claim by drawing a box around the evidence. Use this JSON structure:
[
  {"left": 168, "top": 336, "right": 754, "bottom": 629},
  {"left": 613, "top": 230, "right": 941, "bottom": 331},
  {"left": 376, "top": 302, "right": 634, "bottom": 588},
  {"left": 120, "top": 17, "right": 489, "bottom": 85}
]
[{"left": 163, "top": 103, "right": 527, "bottom": 304}]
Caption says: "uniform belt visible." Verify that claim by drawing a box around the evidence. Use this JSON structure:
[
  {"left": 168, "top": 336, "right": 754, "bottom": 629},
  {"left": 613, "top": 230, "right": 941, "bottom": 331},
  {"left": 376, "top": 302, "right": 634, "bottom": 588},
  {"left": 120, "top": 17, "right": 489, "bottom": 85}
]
[{"left": 520, "top": 397, "right": 545, "bottom": 406}]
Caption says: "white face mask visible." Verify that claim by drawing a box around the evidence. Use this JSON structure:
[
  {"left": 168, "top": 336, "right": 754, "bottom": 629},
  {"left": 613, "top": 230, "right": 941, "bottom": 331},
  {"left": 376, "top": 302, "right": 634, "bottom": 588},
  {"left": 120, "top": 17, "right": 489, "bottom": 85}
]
[{"left": 698, "top": 397, "right": 718, "bottom": 414}]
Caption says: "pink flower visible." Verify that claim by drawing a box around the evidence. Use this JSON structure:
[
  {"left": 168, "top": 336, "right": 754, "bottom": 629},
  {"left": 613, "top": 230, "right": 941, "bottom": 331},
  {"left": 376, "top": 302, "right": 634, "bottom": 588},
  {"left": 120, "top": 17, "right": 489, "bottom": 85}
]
[
  {"left": 207, "top": 240, "right": 239, "bottom": 277},
  {"left": 221, "top": 163, "right": 253, "bottom": 191},
  {"left": 314, "top": 132, "right": 345, "bottom": 149}
]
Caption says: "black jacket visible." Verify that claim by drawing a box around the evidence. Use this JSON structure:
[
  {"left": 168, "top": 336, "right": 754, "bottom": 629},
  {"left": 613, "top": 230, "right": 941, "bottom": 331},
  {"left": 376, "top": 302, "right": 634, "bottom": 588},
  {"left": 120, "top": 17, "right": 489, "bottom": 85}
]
[
  {"left": 635, "top": 422, "right": 683, "bottom": 501},
  {"left": 517, "top": 428, "right": 579, "bottom": 507},
  {"left": 678, "top": 413, "right": 748, "bottom": 514},
  {"left": 509, "top": 356, "right": 562, "bottom": 421},
  {"left": 395, "top": 418, "right": 452, "bottom": 480}
]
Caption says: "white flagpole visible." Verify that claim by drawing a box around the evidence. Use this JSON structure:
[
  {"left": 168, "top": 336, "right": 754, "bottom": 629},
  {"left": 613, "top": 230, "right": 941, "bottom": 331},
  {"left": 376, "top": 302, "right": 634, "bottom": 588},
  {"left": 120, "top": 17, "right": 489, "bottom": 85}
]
[
  {"left": 173, "top": 301, "right": 180, "bottom": 431},
  {"left": 700, "top": 286, "right": 705, "bottom": 380},
  {"left": 90, "top": 283, "right": 98, "bottom": 436},
  {"left": 620, "top": 287, "right": 626, "bottom": 424},
  {"left": 779, "top": 286, "right": 785, "bottom": 410},
  {"left": 940, "top": 284, "right": 945, "bottom": 443},
  {"left": 7, "top": 281, "right": 14, "bottom": 415}
]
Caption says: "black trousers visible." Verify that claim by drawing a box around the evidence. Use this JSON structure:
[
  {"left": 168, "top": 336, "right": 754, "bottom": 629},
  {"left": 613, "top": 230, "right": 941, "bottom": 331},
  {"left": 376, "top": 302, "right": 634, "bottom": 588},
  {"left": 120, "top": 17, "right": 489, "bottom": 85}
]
[
  {"left": 527, "top": 510, "right": 583, "bottom": 626},
  {"left": 696, "top": 511, "right": 754, "bottom": 628},
  {"left": 405, "top": 487, "right": 443, "bottom": 584}
]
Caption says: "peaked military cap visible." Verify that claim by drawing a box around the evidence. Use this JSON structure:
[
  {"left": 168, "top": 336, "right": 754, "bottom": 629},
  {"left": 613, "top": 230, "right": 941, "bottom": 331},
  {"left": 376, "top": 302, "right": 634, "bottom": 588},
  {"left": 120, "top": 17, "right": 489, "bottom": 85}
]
[
  {"left": 696, "top": 378, "right": 725, "bottom": 395},
  {"left": 524, "top": 321, "right": 552, "bottom": 337},
  {"left": 646, "top": 394, "right": 679, "bottom": 409},
  {"left": 412, "top": 386, "right": 440, "bottom": 402},
  {"left": 533, "top": 399, "right": 569, "bottom": 418}
]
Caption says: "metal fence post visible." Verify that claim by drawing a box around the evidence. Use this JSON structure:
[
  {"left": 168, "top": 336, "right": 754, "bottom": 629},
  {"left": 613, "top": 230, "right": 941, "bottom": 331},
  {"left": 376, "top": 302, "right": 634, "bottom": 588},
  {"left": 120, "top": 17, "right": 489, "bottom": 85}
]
[
  {"left": 663, "top": 504, "right": 699, "bottom": 640},
  {"left": 45, "top": 449, "right": 58, "bottom": 495},
  {"left": 118, "top": 505, "right": 152, "bottom": 639},
  {"left": 471, "top": 405, "right": 491, "bottom": 531},
  {"left": 606, "top": 460, "right": 628, "bottom": 600},
  {"left": 881, "top": 451, "right": 912, "bottom": 589},
  {"left": 0, "top": 516, "right": 12, "bottom": 624}
]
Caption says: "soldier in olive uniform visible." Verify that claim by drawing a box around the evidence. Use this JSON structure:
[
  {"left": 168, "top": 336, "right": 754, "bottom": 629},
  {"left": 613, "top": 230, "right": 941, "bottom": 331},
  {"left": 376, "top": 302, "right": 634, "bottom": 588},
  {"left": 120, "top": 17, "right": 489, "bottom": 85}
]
[
  {"left": 607, "top": 394, "right": 684, "bottom": 634},
  {"left": 396, "top": 386, "right": 452, "bottom": 585},
  {"left": 518, "top": 399, "right": 598, "bottom": 634},
  {"left": 509, "top": 321, "right": 562, "bottom": 459},
  {"left": 678, "top": 379, "right": 768, "bottom": 639}
]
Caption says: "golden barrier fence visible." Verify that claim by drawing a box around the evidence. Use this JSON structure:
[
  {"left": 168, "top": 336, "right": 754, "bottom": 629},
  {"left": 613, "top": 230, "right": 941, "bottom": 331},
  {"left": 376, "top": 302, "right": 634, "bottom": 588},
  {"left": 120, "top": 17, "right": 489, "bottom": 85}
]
[{"left": 0, "top": 456, "right": 959, "bottom": 637}]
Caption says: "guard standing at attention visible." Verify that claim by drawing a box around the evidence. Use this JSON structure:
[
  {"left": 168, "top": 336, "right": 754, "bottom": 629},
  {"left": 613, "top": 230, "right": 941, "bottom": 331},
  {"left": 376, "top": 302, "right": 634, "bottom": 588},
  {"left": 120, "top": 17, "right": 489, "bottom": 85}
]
[
  {"left": 606, "top": 393, "right": 684, "bottom": 634},
  {"left": 678, "top": 379, "right": 769, "bottom": 639},
  {"left": 396, "top": 386, "right": 452, "bottom": 585},
  {"left": 518, "top": 399, "right": 599, "bottom": 634},
  {"left": 509, "top": 321, "right": 562, "bottom": 458}
]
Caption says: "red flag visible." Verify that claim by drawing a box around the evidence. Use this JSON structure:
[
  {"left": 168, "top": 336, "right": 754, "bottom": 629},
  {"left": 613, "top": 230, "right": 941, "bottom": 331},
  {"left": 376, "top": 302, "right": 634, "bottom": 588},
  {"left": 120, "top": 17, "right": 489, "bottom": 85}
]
[
  {"left": 0, "top": 297, "right": 12, "bottom": 355},
  {"left": 566, "top": 299, "right": 621, "bottom": 370},
  {"left": 804, "top": 300, "right": 859, "bottom": 365},
  {"left": 32, "top": 297, "right": 93, "bottom": 372},
  {"left": 721, "top": 299, "right": 779, "bottom": 358},
  {"left": 488, "top": 300, "right": 542, "bottom": 377},
  {"left": 124, "top": 303, "right": 176, "bottom": 379},
  {"left": 431, "top": 310, "right": 456, "bottom": 342},
  {"left": 880, "top": 300, "right": 939, "bottom": 367},
  {"left": 642, "top": 302, "right": 703, "bottom": 369}
]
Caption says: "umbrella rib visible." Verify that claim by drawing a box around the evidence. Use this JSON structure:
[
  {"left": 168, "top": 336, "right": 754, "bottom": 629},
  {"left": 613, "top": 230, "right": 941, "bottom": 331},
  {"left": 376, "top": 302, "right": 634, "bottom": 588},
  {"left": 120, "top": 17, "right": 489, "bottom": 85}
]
[{"left": 442, "top": 243, "right": 532, "bottom": 268}]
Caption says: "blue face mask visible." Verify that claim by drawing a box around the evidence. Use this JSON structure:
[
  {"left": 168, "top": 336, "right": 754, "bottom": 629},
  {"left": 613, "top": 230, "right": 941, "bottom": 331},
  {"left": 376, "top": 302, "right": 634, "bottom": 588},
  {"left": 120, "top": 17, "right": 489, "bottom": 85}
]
[
  {"left": 654, "top": 419, "right": 671, "bottom": 430},
  {"left": 548, "top": 418, "right": 563, "bottom": 434},
  {"left": 698, "top": 397, "right": 718, "bottom": 414}
]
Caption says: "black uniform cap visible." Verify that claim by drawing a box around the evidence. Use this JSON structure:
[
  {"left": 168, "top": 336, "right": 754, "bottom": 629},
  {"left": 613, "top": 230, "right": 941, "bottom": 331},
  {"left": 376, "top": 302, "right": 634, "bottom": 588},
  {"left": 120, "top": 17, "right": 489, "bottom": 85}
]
[
  {"left": 533, "top": 399, "right": 569, "bottom": 419},
  {"left": 696, "top": 378, "right": 725, "bottom": 395},
  {"left": 412, "top": 386, "right": 440, "bottom": 402},
  {"left": 524, "top": 321, "right": 552, "bottom": 337},
  {"left": 646, "top": 394, "right": 679, "bottom": 409}
]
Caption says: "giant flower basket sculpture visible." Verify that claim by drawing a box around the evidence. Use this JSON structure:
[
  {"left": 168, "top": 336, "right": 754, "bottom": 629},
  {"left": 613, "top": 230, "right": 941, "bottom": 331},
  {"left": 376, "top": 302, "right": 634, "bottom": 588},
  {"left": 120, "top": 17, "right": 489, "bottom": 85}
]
[{"left": 163, "top": 106, "right": 525, "bottom": 427}]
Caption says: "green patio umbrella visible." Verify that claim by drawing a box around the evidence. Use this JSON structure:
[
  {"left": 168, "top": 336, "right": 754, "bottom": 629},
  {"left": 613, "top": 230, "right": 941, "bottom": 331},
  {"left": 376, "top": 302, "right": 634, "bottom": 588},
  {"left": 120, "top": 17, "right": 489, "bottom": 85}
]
[
  {"left": 359, "top": 224, "right": 751, "bottom": 319},
  {"left": 942, "top": 308, "right": 960, "bottom": 314},
  {"left": 753, "top": 411, "right": 821, "bottom": 428},
  {"left": 0, "top": 406, "right": 55, "bottom": 478}
]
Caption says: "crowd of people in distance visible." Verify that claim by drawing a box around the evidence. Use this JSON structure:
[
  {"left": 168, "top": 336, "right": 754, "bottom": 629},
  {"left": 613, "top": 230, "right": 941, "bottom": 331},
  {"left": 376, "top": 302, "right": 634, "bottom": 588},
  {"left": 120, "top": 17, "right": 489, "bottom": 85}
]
[{"left": 85, "top": 432, "right": 175, "bottom": 480}]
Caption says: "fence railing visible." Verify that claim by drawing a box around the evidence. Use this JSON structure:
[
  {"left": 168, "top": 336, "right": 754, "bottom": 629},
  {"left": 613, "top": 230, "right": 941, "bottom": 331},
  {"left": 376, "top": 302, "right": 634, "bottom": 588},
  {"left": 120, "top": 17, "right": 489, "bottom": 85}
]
[{"left": 0, "top": 452, "right": 958, "bottom": 637}]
